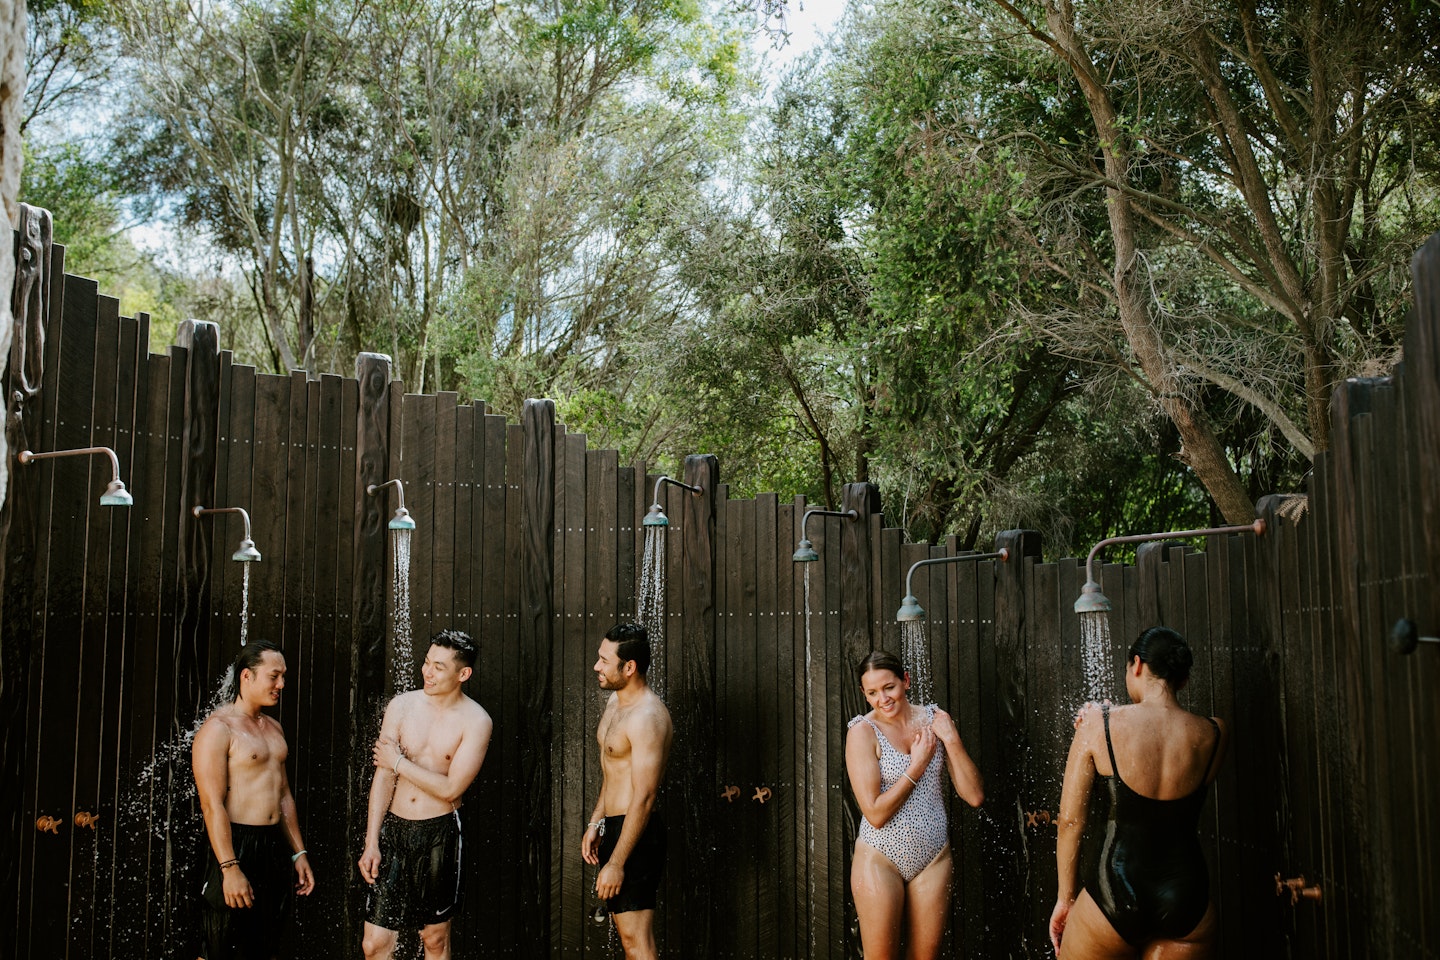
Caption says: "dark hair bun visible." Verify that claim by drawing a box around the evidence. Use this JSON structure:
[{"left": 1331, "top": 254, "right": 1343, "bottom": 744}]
[{"left": 1129, "top": 626, "right": 1192, "bottom": 687}]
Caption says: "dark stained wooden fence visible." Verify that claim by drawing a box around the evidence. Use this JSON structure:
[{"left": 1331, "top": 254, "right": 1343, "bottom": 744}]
[{"left": 3, "top": 222, "right": 1439, "bottom": 959}]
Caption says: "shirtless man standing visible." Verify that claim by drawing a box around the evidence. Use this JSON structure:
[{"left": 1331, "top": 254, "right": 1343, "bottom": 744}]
[
  {"left": 192, "top": 639, "right": 316, "bottom": 960},
  {"left": 581, "top": 623, "right": 673, "bottom": 960},
  {"left": 360, "top": 630, "right": 492, "bottom": 960}
]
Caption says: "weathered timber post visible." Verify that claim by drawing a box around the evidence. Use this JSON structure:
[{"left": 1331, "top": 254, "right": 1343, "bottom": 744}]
[
  {"left": 990, "top": 528, "right": 1041, "bottom": 957},
  {"left": 519, "top": 399, "right": 556, "bottom": 959},
  {"left": 175, "top": 320, "right": 221, "bottom": 728},
  {"left": 1136, "top": 541, "right": 1187, "bottom": 627},
  {"left": 1405, "top": 232, "right": 1440, "bottom": 634},
  {"left": 163, "top": 318, "right": 220, "bottom": 941},
  {"left": 677, "top": 453, "right": 718, "bottom": 959},
  {"left": 0, "top": 206, "right": 53, "bottom": 960},
  {"left": 349, "top": 352, "right": 391, "bottom": 948},
  {"left": 838, "top": 481, "right": 880, "bottom": 960}
]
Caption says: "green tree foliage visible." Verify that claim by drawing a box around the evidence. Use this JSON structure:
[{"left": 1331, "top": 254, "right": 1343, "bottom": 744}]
[{"left": 112, "top": 0, "right": 746, "bottom": 406}]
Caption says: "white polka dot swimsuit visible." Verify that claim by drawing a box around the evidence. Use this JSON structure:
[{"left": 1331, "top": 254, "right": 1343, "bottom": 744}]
[{"left": 849, "top": 704, "right": 949, "bottom": 882}]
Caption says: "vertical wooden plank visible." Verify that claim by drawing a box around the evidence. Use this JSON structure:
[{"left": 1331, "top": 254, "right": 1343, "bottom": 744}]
[
  {"left": 293, "top": 373, "right": 343, "bottom": 954},
  {"left": 70, "top": 292, "right": 123, "bottom": 957},
  {"left": 26, "top": 272, "right": 100, "bottom": 952},
  {"left": 989, "top": 529, "right": 1037, "bottom": 958},
  {"left": 787, "top": 497, "right": 814, "bottom": 960},
  {"left": 1368, "top": 386, "right": 1425, "bottom": 958},
  {"left": 149, "top": 344, "right": 189, "bottom": 949},
  {"left": 432, "top": 394, "right": 458, "bottom": 632},
  {"left": 403, "top": 391, "right": 438, "bottom": 678},
  {"left": 677, "top": 454, "right": 718, "bottom": 960},
  {"left": 349, "top": 354, "right": 391, "bottom": 955},
  {"left": 114, "top": 353, "right": 174, "bottom": 955},
  {"left": 555, "top": 430, "right": 583, "bottom": 955},
  {"left": 519, "top": 400, "right": 556, "bottom": 958},
  {"left": 753, "top": 493, "right": 782, "bottom": 959},
  {"left": 950, "top": 550, "right": 983, "bottom": 954},
  {"left": 1393, "top": 358, "right": 1439, "bottom": 958},
  {"left": 1324, "top": 429, "right": 1374, "bottom": 955},
  {"left": 173, "top": 319, "right": 222, "bottom": 733},
  {"left": 95, "top": 311, "right": 142, "bottom": 959},
  {"left": 498, "top": 417, "right": 524, "bottom": 939},
  {"left": 452, "top": 405, "right": 474, "bottom": 645},
  {"left": 1205, "top": 529, "right": 1242, "bottom": 957},
  {"left": 1026, "top": 557, "right": 1064, "bottom": 951}
]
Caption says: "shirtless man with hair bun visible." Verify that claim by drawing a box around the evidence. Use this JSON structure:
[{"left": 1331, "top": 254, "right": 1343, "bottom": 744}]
[{"left": 192, "top": 638, "right": 316, "bottom": 960}]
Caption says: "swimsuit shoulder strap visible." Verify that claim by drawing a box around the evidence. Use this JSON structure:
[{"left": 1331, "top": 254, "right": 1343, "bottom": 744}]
[
  {"left": 1201, "top": 716, "right": 1222, "bottom": 780},
  {"left": 1102, "top": 702, "right": 1120, "bottom": 779}
]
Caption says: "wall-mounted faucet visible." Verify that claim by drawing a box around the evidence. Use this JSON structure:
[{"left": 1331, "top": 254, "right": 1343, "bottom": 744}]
[
  {"left": 192, "top": 506, "right": 261, "bottom": 562},
  {"left": 18, "top": 446, "right": 132, "bottom": 506},
  {"left": 642, "top": 476, "right": 704, "bottom": 527},
  {"left": 791, "top": 508, "right": 859, "bottom": 562},
  {"left": 895, "top": 549, "right": 1010, "bottom": 621},
  {"left": 1073, "top": 519, "right": 1266, "bottom": 614},
  {"left": 367, "top": 479, "right": 416, "bottom": 530}
]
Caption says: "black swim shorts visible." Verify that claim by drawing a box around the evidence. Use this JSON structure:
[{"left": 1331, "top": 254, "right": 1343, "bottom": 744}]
[
  {"left": 366, "top": 810, "right": 464, "bottom": 930},
  {"left": 598, "top": 812, "right": 666, "bottom": 914},
  {"left": 199, "top": 822, "right": 294, "bottom": 960}
]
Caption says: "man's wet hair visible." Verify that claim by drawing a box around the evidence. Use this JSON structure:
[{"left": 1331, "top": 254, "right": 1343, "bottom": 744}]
[
  {"left": 605, "top": 622, "right": 651, "bottom": 676},
  {"left": 855, "top": 649, "right": 906, "bottom": 684},
  {"left": 1130, "top": 626, "right": 1192, "bottom": 689},
  {"left": 430, "top": 629, "right": 477, "bottom": 669},
  {"left": 232, "top": 639, "right": 283, "bottom": 701}
]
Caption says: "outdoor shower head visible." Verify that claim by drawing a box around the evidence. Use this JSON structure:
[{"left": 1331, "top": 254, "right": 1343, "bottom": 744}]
[
  {"left": 1074, "top": 579, "right": 1111, "bottom": 614},
  {"left": 1073, "top": 518, "right": 1267, "bottom": 614},
  {"left": 791, "top": 507, "right": 859, "bottom": 562},
  {"left": 367, "top": 479, "right": 416, "bottom": 530},
  {"left": 896, "top": 594, "right": 925, "bottom": 622},
  {"left": 643, "top": 476, "right": 704, "bottom": 527},
  {"left": 18, "top": 446, "right": 133, "bottom": 506},
  {"left": 792, "top": 538, "right": 819, "bottom": 563},
  {"left": 893, "top": 548, "right": 1010, "bottom": 622},
  {"left": 192, "top": 506, "right": 262, "bottom": 562}
]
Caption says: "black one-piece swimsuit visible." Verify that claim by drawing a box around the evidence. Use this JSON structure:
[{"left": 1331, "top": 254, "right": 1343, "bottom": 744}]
[{"left": 1090, "top": 703, "right": 1221, "bottom": 947}]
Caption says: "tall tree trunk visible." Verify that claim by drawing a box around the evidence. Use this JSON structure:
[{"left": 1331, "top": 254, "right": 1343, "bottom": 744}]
[{"left": 1043, "top": 0, "right": 1256, "bottom": 522}]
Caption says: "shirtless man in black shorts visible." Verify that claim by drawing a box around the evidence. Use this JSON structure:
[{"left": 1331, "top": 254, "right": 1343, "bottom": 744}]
[
  {"left": 359, "top": 630, "right": 492, "bottom": 960},
  {"left": 192, "top": 639, "right": 316, "bottom": 960},
  {"left": 581, "top": 623, "right": 673, "bottom": 960}
]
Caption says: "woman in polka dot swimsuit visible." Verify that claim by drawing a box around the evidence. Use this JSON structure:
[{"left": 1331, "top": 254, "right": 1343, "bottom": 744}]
[{"left": 846, "top": 650, "right": 985, "bottom": 960}]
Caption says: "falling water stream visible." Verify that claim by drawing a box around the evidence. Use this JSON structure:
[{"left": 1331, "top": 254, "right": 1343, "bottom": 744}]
[
  {"left": 1080, "top": 610, "right": 1112, "bottom": 703},
  {"left": 900, "top": 620, "right": 934, "bottom": 707},
  {"left": 239, "top": 562, "right": 251, "bottom": 646},
  {"left": 638, "top": 526, "right": 667, "bottom": 698},
  {"left": 393, "top": 528, "right": 414, "bottom": 693},
  {"left": 802, "top": 563, "right": 816, "bottom": 958}
]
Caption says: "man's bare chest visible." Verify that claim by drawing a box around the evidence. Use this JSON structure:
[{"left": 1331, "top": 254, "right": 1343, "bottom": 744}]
[{"left": 399, "top": 712, "right": 465, "bottom": 763}]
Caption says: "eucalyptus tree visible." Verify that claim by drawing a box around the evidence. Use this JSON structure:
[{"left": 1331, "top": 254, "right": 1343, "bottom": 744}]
[
  {"left": 115, "top": 0, "right": 366, "bottom": 373},
  {"left": 24, "top": 0, "right": 119, "bottom": 134},
  {"left": 959, "top": 0, "right": 1439, "bottom": 520}
]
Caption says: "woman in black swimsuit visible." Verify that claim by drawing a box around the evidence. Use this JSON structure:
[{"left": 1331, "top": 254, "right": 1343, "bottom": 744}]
[{"left": 1049, "top": 627, "right": 1228, "bottom": 959}]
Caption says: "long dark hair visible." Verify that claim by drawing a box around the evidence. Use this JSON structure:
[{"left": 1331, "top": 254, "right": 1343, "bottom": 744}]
[
  {"left": 1129, "top": 626, "right": 1192, "bottom": 688},
  {"left": 231, "top": 639, "right": 283, "bottom": 701},
  {"left": 855, "top": 650, "right": 906, "bottom": 684}
]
